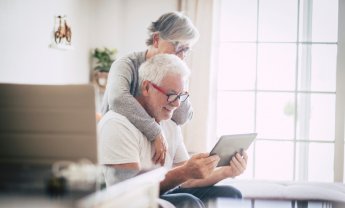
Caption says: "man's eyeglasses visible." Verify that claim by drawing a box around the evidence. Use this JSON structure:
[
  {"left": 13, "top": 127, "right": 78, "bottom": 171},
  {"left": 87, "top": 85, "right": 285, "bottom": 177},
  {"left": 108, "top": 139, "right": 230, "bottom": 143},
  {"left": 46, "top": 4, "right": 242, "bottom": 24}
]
[{"left": 150, "top": 82, "right": 189, "bottom": 102}]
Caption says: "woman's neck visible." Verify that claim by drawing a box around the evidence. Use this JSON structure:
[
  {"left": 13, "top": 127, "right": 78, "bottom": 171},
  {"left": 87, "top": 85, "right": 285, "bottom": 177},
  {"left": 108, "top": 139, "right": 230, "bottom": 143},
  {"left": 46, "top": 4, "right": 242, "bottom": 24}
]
[{"left": 145, "top": 46, "right": 158, "bottom": 60}]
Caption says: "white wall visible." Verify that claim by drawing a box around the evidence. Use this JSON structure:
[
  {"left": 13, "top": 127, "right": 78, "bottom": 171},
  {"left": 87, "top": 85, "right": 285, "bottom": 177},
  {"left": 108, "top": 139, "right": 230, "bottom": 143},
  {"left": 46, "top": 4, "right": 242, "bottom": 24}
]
[
  {"left": 0, "top": 0, "right": 93, "bottom": 84},
  {"left": 0, "top": 0, "right": 177, "bottom": 84},
  {"left": 91, "top": 0, "right": 177, "bottom": 57},
  {"left": 89, "top": 0, "right": 124, "bottom": 55}
]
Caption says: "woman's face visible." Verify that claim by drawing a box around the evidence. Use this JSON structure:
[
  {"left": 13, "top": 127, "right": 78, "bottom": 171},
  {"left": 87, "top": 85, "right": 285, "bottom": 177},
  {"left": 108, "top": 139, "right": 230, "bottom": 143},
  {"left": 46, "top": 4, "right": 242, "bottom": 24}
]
[{"left": 153, "top": 34, "right": 191, "bottom": 60}]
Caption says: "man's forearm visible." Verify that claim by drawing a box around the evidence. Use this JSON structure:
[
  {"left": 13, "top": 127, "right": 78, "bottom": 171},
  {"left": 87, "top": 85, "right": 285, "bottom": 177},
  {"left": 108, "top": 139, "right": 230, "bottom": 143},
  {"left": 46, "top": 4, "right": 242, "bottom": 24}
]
[
  {"left": 159, "top": 165, "right": 189, "bottom": 194},
  {"left": 180, "top": 167, "right": 229, "bottom": 188},
  {"left": 105, "top": 163, "right": 141, "bottom": 186}
]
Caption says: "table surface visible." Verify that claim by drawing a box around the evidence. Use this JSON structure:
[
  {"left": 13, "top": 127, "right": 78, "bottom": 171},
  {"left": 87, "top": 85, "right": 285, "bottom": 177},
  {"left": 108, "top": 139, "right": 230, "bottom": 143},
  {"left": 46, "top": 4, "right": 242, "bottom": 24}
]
[
  {"left": 2, "top": 193, "right": 345, "bottom": 208},
  {"left": 208, "top": 198, "right": 345, "bottom": 208}
]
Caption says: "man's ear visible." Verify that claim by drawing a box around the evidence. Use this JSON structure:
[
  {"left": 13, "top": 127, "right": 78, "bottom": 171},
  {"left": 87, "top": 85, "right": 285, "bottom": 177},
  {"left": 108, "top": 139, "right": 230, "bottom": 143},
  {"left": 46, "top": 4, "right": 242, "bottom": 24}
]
[
  {"left": 152, "top": 33, "right": 159, "bottom": 48},
  {"left": 141, "top": 80, "right": 150, "bottom": 96}
]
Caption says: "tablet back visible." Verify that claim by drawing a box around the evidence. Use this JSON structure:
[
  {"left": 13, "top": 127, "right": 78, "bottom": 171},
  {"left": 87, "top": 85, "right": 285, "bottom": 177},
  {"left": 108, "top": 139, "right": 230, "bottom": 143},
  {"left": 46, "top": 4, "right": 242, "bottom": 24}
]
[{"left": 210, "top": 133, "right": 257, "bottom": 166}]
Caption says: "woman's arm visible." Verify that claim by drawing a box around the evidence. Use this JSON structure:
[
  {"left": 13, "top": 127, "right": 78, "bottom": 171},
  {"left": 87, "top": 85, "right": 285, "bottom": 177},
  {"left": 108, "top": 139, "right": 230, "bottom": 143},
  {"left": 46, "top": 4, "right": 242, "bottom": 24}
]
[
  {"left": 104, "top": 57, "right": 161, "bottom": 141},
  {"left": 171, "top": 98, "right": 193, "bottom": 125}
]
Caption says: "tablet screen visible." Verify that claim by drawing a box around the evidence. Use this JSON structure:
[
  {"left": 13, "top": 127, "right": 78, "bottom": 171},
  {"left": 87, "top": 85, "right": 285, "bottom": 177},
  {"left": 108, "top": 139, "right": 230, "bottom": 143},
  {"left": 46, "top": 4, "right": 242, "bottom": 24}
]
[{"left": 210, "top": 133, "right": 257, "bottom": 167}]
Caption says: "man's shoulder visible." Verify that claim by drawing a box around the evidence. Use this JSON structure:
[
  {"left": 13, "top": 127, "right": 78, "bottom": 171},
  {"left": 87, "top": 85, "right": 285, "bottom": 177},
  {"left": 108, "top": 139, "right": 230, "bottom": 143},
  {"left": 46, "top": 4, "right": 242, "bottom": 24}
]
[
  {"left": 98, "top": 111, "right": 137, "bottom": 132},
  {"left": 100, "top": 110, "right": 129, "bottom": 122},
  {"left": 97, "top": 111, "right": 149, "bottom": 150}
]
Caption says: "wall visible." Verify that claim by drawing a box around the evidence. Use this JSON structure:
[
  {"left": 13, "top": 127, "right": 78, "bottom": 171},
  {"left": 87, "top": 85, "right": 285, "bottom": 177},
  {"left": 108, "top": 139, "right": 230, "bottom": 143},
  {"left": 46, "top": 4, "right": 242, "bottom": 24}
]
[
  {"left": 0, "top": 0, "right": 177, "bottom": 84},
  {"left": 0, "top": 0, "right": 92, "bottom": 84},
  {"left": 89, "top": 0, "right": 124, "bottom": 56},
  {"left": 90, "top": 0, "right": 177, "bottom": 57}
]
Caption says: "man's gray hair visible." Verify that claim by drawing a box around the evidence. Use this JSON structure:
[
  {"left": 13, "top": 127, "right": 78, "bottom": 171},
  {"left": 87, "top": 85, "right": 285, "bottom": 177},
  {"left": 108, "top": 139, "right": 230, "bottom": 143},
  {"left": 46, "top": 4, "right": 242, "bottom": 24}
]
[
  {"left": 139, "top": 54, "right": 191, "bottom": 89},
  {"left": 146, "top": 11, "right": 199, "bottom": 46}
]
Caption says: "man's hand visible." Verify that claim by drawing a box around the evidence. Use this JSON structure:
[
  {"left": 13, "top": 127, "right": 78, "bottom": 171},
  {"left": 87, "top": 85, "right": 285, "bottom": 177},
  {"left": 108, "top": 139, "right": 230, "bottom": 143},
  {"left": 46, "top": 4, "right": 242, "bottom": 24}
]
[
  {"left": 222, "top": 151, "right": 248, "bottom": 178},
  {"left": 183, "top": 153, "right": 220, "bottom": 179},
  {"left": 152, "top": 134, "right": 168, "bottom": 166}
]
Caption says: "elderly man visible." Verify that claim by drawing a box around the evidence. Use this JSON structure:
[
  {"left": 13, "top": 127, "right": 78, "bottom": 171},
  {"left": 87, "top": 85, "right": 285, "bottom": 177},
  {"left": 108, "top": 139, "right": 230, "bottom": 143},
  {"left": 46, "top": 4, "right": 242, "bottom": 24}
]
[{"left": 98, "top": 54, "right": 247, "bottom": 208}]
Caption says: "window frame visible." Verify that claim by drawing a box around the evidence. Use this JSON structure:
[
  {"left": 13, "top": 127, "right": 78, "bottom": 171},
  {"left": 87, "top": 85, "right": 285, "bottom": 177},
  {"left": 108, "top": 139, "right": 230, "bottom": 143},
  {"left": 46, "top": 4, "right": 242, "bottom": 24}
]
[
  {"left": 334, "top": 0, "right": 345, "bottom": 182},
  {"left": 215, "top": 0, "right": 345, "bottom": 182}
]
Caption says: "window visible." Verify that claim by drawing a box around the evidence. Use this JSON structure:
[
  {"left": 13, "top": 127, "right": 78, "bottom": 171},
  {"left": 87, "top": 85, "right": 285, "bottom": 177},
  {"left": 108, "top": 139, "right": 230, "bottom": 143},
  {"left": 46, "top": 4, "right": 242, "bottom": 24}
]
[{"left": 215, "top": 0, "right": 342, "bottom": 182}]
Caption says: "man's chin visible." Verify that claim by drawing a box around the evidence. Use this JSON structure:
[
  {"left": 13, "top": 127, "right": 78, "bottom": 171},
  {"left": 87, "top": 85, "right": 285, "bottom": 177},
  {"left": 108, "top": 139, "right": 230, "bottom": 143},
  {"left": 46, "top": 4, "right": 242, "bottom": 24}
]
[{"left": 161, "top": 112, "right": 173, "bottom": 121}]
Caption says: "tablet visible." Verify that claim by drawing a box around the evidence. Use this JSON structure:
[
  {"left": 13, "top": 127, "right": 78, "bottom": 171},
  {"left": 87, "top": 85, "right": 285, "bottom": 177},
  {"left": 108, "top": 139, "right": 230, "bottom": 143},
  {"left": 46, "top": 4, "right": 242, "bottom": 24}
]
[{"left": 210, "top": 133, "right": 257, "bottom": 167}]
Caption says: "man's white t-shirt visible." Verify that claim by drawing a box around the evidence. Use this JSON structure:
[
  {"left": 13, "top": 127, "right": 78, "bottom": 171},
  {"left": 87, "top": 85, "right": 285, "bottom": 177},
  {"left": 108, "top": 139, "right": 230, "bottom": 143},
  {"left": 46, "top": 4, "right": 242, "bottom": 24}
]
[{"left": 97, "top": 111, "right": 189, "bottom": 185}]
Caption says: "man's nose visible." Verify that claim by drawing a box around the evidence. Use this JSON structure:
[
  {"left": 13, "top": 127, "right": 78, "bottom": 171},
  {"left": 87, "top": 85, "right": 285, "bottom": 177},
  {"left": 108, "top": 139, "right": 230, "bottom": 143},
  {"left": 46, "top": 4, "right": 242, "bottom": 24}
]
[{"left": 170, "top": 97, "right": 181, "bottom": 108}]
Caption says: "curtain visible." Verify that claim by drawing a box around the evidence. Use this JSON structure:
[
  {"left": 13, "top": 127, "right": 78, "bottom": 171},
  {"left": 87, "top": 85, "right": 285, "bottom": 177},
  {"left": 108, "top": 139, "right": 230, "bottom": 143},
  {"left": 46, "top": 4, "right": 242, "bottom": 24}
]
[{"left": 178, "top": 0, "right": 217, "bottom": 153}]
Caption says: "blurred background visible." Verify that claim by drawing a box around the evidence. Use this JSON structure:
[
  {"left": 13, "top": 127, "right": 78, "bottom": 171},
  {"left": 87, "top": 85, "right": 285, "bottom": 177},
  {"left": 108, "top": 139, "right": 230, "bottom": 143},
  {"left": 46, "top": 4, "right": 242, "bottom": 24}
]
[{"left": 0, "top": 0, "right": 344, "bottom": 184}]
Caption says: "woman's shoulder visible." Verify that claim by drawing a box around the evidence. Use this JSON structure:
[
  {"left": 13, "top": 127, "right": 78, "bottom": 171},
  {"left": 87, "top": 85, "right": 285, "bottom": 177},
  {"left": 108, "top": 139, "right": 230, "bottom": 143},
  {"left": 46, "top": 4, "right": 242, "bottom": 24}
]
[
  {"left": 118, "top": 51, "right": 146, "bottom": 64},
  {"left": 112, "top": 51, "right": 146, "bottom": 71}
]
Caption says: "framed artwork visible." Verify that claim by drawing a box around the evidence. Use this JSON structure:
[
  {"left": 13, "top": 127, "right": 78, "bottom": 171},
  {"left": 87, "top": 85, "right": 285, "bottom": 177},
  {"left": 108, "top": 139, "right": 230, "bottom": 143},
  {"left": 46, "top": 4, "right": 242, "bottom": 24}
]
[{"left": 49, "top": 15, "right": 73, "bottom": 50}]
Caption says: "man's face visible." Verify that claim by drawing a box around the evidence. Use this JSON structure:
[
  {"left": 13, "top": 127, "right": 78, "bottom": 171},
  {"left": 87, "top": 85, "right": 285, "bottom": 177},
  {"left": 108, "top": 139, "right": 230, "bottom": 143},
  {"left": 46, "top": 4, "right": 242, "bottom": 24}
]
[{"left": 145, "top": 74, "right": 186, "bottom": 122}]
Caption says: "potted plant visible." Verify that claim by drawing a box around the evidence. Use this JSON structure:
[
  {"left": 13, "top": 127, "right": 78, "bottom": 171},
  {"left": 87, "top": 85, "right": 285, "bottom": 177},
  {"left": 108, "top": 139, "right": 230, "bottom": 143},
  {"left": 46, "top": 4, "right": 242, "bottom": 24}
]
[{"left": 91, "top": 47, "right": 117, "bottom": 91}]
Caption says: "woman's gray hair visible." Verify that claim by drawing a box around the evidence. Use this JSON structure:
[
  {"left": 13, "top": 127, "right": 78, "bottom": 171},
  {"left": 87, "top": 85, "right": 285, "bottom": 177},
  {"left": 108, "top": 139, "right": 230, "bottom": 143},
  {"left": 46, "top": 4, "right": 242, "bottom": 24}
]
[
  {"left": 146, "top": 11, "right": 199, "bottom": 46},
  {"left": 139, "top": 54, "right": 191, "bottom": 90}
]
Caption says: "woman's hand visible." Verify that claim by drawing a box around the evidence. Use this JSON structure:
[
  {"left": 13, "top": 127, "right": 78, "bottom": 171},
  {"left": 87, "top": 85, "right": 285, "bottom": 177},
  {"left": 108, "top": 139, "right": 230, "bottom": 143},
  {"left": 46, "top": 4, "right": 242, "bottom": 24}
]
[{"left": 152, "top": 134, "right": 168, "bottom": 166}]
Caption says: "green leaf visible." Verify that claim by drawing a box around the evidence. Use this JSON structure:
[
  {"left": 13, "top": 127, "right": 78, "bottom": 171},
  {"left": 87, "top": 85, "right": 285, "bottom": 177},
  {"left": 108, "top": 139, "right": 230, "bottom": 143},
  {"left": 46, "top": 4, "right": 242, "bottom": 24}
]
[{"left": 91, "top": 47, "right": 117, "bottom": 72}]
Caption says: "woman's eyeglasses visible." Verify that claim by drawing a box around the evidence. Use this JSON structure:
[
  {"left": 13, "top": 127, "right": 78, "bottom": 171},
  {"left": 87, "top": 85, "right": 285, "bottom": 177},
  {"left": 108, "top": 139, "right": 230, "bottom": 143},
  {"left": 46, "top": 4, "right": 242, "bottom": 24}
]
[{"left": 168, "top": 40, "right": 191, "bottom": 57}]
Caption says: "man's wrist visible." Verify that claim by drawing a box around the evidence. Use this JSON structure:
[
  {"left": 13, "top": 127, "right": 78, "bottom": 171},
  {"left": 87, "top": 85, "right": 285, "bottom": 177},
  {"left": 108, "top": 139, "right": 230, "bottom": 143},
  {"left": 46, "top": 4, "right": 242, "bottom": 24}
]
[
  {"left": 219, "top": 166, "right": 233, "bottom": 178},
  {"left": 175, "top": 164, "right": 190, "bottom": 181}
]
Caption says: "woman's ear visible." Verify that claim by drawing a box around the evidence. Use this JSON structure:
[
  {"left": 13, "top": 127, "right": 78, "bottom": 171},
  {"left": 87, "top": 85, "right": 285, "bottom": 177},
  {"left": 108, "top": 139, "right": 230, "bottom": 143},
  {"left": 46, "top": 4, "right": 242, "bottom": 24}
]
[
  {"left": 141, "top": 80, "right": 150, "bottom": 96},
  {"left": 152, "top": 33, "right": 159, "bottom": 48}
]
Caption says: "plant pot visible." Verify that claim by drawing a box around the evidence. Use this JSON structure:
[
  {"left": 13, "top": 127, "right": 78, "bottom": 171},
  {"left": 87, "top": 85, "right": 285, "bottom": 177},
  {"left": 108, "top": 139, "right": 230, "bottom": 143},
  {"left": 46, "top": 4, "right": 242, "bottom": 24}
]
[{"left": 92, "top": 71, "right": 109, "bottom": 92}]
